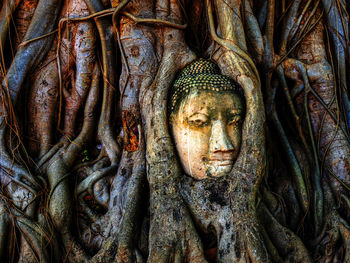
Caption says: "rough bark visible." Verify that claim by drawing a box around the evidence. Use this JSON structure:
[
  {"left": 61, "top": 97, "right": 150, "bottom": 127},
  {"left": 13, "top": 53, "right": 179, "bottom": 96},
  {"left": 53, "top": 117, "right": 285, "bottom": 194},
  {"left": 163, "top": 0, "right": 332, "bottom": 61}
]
[{"left": 0, "top": 0, "right": 349, "bottom": 262}]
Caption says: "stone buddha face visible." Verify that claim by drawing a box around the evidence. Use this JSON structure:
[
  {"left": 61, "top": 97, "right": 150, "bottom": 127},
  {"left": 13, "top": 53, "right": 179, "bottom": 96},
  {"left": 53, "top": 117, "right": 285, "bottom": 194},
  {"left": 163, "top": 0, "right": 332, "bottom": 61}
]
[{"left": 169, "top": 60, "right": 245, "bottom": 180}]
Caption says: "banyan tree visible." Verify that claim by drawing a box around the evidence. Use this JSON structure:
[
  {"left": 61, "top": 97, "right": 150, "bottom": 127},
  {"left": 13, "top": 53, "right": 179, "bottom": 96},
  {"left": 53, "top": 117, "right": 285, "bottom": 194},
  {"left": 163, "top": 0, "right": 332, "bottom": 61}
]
[{"left": 0, "top": 0, "right": 350, "bottom": 262}]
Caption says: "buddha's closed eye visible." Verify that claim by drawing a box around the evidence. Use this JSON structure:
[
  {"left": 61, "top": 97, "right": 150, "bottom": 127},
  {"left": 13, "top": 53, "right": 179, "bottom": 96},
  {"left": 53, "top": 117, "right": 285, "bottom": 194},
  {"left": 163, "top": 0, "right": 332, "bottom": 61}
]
[{"left": 187, "top": 113, "right": 209, "bottom": 127}]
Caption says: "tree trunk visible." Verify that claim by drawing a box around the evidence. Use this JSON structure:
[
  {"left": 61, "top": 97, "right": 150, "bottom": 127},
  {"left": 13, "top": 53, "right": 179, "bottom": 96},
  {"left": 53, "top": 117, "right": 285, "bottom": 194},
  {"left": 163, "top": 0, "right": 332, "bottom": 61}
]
[{"left": 0, "top": 0, "right": 349, "bottom": 262}]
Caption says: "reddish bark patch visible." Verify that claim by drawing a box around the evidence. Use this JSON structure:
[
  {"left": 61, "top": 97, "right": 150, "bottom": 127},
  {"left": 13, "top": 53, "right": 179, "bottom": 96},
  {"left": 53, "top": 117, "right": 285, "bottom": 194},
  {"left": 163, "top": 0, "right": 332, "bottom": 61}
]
[
  {"left": 23, "top": 0, "right": 36, "bottom": 8},
  {"left": 122, "top": 110, "right": 140, "bottom": 152}
]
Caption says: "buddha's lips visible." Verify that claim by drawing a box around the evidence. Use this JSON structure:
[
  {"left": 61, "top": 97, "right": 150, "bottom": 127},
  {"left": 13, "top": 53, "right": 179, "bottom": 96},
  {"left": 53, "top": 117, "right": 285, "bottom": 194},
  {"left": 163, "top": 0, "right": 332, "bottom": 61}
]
[
  {"left": 208, "top": 152, "right": 235, "bottom": 162},
  {"left": 209, "top": 158, "right": 233, "bottom": 161},
  {"left": 208, "top": 159, "right": 233, "bottom": 166}
]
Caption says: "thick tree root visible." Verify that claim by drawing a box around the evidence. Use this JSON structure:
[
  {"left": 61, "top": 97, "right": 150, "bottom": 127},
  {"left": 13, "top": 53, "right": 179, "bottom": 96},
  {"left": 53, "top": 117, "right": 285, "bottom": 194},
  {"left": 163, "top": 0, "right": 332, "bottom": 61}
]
[
  {"left": 1, "top": 0, "right": 350, "bottom": 262},
  {"left": 258, "top": 203, "right": 312, "bottom": 262}
]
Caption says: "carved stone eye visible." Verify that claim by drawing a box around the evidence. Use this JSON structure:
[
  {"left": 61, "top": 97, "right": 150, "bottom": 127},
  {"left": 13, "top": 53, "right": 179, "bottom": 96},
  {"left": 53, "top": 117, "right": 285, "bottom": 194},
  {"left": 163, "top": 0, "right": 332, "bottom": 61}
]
[{"left": 187, "top": 114, "right": 209, "bottom": 127}]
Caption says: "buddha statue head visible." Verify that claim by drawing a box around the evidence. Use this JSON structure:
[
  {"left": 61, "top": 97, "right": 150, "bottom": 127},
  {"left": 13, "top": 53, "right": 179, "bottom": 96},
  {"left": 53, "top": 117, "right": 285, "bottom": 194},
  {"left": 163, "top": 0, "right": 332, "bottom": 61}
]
[{"left": 169, "top": 59, "right": 245, "bottom": 180}]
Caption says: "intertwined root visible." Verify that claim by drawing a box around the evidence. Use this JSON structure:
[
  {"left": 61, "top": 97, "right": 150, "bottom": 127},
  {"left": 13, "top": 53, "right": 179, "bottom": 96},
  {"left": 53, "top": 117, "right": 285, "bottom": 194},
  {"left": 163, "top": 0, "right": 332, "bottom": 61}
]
[{"left": 0, "top": 0, "right": 350, "bottom": 262}]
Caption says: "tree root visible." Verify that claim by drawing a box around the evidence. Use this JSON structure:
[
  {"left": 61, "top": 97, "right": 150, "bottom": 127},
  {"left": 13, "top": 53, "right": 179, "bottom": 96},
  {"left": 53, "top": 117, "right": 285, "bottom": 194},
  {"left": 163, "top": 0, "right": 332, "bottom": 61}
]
[
  {"left": 0, "top": 198, "right": 10, "bottom": 260},
  {"left": 77, "top": 165, "right": 117, "bottom": 208},
  {"left": 139, "top": 1, "right": 208, "bottom": 261},
  {"left": 258, "top": 203, "right": 313, "bottom": 262},
  {"left": 1, "top": 0, "right": 350, "bottom": 262},
  {"left": 0, "top": 0, "right": 21, "bottom": 49},
  {"left": 84, "top": 0, "right": 121, "bottom": 165},
  {"left": 2, "top": 0, "right": 62, "bottom": 102}
]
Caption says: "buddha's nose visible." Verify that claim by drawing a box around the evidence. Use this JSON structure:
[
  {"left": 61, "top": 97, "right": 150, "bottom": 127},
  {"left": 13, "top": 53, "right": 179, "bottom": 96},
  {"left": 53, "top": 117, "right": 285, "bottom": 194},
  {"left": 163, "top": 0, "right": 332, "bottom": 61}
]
[{"left": 209, "top": 120, "right": 234, "bottom": 154}]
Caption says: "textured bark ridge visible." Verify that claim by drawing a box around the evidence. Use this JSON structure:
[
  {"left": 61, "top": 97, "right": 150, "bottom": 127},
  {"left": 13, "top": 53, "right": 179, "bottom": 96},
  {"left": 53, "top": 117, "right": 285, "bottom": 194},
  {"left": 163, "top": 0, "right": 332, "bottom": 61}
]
[{"left": 0, "top": 0, "right": 350, "bottom": 262}]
